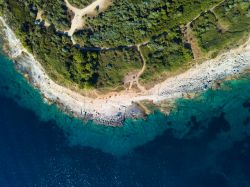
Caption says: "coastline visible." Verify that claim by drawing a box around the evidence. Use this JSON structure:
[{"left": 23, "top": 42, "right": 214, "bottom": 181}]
[{"left": 0, "top": 16, "right": 250, "bottom": 126}]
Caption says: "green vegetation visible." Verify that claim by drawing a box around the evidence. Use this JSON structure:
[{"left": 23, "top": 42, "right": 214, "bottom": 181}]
[
  {"left": 68, "top": 0, "right": 95, "bottom": 9},
  {"left": 192, "top": 0, "right": 250, "bottom": 54},
  {"left": 140, "top": 30, "right": 193, "bottom": 81},
  {"left": 75, "top": 0, "right": 222, "bottom": 48},
  {"left": 97, "top": 48, "right": 142, "bottom": 88},
  {"left": 38, "top": 0, "right": 71, "bottom": 30},
  {"left": 1, "top": 0, "right": 98, "bottom": 88},
  {"left": 0, "top": 0, "right": 249, "bottom": 90}
]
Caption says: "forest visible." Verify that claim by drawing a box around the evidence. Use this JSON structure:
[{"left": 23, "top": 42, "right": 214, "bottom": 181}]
[
  {"left": 74, "top": 0, "right": 223, "bottom": 47},
  {"left": 0, "top": 0, "right": 249, "bottom": 90}
]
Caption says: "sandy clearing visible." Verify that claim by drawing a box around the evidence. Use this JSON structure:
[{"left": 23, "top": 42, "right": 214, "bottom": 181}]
[
  {"left": 1, "top": 17, "right": 250, "bottom": 125},
  {"left": 64, "top": 0, "right": 112, "bottom": 36}
]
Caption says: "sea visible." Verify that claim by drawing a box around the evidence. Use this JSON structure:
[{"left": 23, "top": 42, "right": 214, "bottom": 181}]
[{"left": 0, "top": 48, "right": 249, "bottom": 186}]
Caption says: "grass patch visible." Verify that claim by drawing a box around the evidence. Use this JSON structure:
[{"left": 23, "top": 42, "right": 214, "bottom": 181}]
[{"left": 192, "top": 0, "right": 250, "bottom": 54}]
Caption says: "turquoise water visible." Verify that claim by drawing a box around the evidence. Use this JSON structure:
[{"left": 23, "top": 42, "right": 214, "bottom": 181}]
[
  {"left": 0, "top": 51, "right": 250, "bottom": 186},
  {"left": 0, "top": 53, "right": 170, "bottom": 155},
  {"left": 0, "top": 52, "right": 250, "bottom": 155}
]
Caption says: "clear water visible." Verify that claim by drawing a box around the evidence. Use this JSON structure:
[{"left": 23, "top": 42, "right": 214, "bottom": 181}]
[{"left": 0, "top": 51, "right": 249, "bottom": 186}]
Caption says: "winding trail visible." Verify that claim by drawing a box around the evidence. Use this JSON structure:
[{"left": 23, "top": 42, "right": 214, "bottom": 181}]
[
  {"left": 1, "top": 17, "right": 250, "bottom": 125},
  {"left": 64, "top": 0, "right": 227, "bottom": 91},
  {"left": 185, "top": 0, "right": 226, "bottom": 27},
  {"left": 64, "top": 0, "right": 112, "bottom": 36},
  {"left": 184, "top": 23, "right": 203, "bottom": 60},
  {"left": 6, "top": 0, "right": 248, "bottom": 125},
  {"left": 183, "top": 0, "right": 227, "bottom": 60},
  {"left": 37, "top": 0, "right": 229, "bottom": 94},
  {"left": 135, "top": 44, "right": 147, "bottom": 92},
  {"left": 125, "top": 43, "right": 148, "bottom": 92}
]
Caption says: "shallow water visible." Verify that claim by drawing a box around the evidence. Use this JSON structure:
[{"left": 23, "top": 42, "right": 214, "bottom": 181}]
[{"left": 0, "top": 52, "right": 250, "bottom": 186}]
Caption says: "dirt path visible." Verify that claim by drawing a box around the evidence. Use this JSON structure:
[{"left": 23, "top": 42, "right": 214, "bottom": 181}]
[
  {"left": 186, "top": 0, "right": 226, "bottom": 27},
  {"left": 2, "top": 16, "right": 250, "bottom": 124},
  {"left": 210, "top": 9, "right": 229, "bottom": 33},
  {"left": 40, "top": 0, "right": 227, "bottom": 94},
  {"left": 126, "top": 0, "right": 226, "bottom": 91},
  {"left": 135, "top": 44, "right": 147, "bottom": 92},
  {"left": 183, "top": 23, "right": 203, "bottom": 60},
  {"left": 64, "top": 0, "right": 112, "bottom": 36},
  {"left": 124, "top": 43, "right": 147, "bottom": 92},
  {"left": 183, "top": 0, "right": 227, "bottom": 60}
]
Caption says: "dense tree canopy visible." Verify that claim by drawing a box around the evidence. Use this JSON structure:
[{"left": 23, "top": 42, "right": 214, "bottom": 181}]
[{"left": 0, "top": 0, "right": 249, "bottom": 90}]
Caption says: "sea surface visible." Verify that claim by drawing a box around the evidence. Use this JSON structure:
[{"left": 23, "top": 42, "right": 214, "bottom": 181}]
[{"left": 0, "top": 49, "right": 250, "bottom": 186}]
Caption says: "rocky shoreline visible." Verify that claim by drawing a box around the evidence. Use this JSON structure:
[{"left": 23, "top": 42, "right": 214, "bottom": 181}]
[{"left": 0, "top": 16, "right": 250, "bottom": 126}]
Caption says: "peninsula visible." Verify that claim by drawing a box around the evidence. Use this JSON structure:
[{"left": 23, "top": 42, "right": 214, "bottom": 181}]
[{"left": 0, "top": 0, "right": 249, "bottom": 126}]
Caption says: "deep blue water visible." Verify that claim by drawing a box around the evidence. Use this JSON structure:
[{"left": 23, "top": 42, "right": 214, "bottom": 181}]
[{"left": 0, "top": 52, "right": 250, "bottom": 186}]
